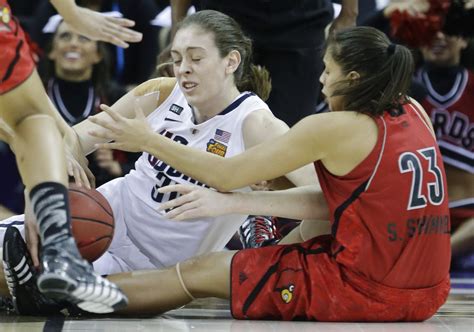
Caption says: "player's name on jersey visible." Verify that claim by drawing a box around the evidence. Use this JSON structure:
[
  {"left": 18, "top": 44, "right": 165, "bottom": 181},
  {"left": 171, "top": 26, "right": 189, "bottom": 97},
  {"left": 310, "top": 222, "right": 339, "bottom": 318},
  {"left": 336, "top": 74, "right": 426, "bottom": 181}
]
[{"left": 387, "top": 214, "right": 450, "bottom": 242}]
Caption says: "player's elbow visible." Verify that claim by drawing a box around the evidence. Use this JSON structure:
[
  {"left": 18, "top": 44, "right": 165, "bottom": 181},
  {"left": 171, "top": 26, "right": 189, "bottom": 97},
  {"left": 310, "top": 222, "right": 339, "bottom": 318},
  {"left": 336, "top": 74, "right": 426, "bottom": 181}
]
[{"left": 209, "top": 176, "right": 239, "bottom": 192}]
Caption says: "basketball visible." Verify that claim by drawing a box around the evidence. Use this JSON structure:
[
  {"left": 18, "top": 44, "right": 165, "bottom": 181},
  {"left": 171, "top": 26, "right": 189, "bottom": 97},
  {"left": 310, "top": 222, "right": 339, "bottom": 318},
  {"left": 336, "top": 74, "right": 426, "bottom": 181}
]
[{"left": 68, "top": 184, "right": 114, "bottom": 263}]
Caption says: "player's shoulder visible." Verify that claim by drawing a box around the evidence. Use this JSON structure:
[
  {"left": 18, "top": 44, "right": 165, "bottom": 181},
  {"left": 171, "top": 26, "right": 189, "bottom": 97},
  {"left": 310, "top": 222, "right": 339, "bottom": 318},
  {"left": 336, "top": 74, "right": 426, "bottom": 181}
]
[{"left": 134, "top": 77, "right": 178, "bottom": 106}]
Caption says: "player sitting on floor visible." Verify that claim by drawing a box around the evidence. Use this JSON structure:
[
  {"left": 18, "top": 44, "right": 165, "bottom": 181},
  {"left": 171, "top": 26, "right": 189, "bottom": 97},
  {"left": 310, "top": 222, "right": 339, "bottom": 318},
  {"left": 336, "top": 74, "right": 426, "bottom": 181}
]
[
  {"left": 84, "top": 26, "right": 450, "bottom": 321},
  {"left": 0, "top": 10, "right": 322, "bottom": 315}
]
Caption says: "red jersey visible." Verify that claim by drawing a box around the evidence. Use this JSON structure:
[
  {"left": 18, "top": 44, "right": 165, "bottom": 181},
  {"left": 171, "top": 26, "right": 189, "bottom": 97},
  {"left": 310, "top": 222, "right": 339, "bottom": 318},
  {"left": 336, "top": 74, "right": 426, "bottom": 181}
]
[
  {"left": 231, "top": 103, "right": 450, "bottom": 322},
  {"left": 315, "top": 102, "right": 451, "bottom": 289},
  {"left": 0, "top": 0, "right": 35, "bottom": 94},
  {"left": 416, "top": 67, "right": 474, "bottom": 173}
]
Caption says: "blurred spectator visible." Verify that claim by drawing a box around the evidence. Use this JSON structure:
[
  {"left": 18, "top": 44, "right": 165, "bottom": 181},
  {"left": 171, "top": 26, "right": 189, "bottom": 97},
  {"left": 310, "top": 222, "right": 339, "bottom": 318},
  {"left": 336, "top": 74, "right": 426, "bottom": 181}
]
[
  {"left": 39, "top": 20, "right": 139, "bottom": 186},
  {"left": 166, "top": 0, "right": 358, "bottom": 127},
  {"left": 414, "top": 31, "right": 474, "bottom": 269},
  {"left": 32, "top": 0, "right": 160, "bottom": 87}
]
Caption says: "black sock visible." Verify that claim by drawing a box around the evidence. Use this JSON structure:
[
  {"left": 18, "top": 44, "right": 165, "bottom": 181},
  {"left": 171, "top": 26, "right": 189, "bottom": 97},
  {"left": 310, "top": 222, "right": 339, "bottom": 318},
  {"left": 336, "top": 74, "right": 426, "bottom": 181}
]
[{"left": 29, "top": 182, "right": 71, "bottom": 248}]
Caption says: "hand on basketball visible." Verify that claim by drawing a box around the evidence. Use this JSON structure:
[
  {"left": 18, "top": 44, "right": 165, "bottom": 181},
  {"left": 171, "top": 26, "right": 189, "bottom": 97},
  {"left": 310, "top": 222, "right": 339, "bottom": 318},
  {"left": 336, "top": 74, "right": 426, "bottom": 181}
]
[
  {"left": 64, "top": 129, "right": 95, "bottom": 189},
  {"left": 158, "top": 184, "right": 234, "bottom": 220},
  {"left": 89, "top": 103, "right": 155, "bottom": 153},
  {"left": 62, "top": 6, "right": 143, "bottom": 48}
]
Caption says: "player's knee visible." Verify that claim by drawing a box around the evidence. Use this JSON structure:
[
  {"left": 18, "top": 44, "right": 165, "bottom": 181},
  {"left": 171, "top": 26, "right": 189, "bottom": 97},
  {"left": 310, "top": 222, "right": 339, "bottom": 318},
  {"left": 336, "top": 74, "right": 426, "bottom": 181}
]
[
  {"left": 16, "top": 114, "right": 55, "bottom": 128},
  {"left": 15, "top": 114, "right": 59, "bottom": 138}
]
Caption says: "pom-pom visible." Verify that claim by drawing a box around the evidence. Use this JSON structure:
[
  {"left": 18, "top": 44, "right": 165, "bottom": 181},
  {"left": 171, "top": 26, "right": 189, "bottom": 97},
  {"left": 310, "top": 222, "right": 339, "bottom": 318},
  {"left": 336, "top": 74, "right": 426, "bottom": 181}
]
[{"left": 389, "top": 0, "right": 451, "bottom": 47}]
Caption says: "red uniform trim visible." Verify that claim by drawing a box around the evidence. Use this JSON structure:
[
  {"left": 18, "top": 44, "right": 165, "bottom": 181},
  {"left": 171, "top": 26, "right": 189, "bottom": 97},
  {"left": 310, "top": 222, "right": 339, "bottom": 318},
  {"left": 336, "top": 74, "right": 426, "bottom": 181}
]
[{"left": 0, "top": 4, "right": 35, "bottom": 95}]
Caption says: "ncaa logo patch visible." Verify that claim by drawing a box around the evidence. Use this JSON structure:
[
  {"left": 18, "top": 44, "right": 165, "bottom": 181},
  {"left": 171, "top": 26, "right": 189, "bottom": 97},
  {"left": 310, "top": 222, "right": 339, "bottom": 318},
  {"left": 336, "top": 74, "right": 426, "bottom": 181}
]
[
  {"left": 206, "top": 139, "right": 227, "bottom": 157},
  {"left": 169, "top": 104, "right": 183, "bottom": 115}
]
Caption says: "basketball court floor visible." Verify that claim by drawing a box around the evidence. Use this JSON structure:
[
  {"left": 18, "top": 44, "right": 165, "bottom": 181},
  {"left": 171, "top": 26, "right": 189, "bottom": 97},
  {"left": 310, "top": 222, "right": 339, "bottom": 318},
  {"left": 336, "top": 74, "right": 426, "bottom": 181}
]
[{"left": 0, "top": 273, "right": 472, "bottom": 332}]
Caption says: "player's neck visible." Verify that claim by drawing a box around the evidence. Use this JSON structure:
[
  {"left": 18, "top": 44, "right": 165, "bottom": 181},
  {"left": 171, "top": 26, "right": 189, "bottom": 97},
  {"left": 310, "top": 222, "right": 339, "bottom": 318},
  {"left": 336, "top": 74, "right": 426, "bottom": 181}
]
[{"left": 192, "top": 86, "right": 240, "bottom": 124}]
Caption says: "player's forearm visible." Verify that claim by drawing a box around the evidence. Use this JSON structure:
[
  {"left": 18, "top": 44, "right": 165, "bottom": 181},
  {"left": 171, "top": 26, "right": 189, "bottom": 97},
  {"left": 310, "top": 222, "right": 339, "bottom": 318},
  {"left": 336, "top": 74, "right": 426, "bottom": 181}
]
[
  {"left": 170, "top": 0, "right": 193, "bottom": 26},
  {"left": 340, "top": 0, "right": 359, "bottom": 18},
  {"left": 230, "top": 186, "right": 329, "bottom": 220},
  {"left": 49, "top": 0, "right": 79, "bottom": 21},
  {"left": 170, "top": 0, "right": 192, "bottom": 39},
  {"left": 143, "top": 132, "right": 239, "bottom": 190}
]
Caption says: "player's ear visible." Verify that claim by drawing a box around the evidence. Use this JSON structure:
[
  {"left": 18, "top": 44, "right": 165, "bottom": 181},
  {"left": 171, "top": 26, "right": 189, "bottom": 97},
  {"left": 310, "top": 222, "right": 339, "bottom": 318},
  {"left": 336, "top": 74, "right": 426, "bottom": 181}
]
[
  {"left": 225, "top": 50, "right": 241, "bottom": 75},
  {"left": 346, "top": 71, "right": 360, "bottom": 85}
]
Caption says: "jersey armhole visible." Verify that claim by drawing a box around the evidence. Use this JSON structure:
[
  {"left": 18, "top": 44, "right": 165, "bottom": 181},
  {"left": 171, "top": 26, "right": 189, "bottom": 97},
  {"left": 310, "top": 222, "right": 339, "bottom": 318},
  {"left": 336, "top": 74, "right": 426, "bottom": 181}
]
[{"left": 407, "top": 98, "right": 436, "bottom": 138}]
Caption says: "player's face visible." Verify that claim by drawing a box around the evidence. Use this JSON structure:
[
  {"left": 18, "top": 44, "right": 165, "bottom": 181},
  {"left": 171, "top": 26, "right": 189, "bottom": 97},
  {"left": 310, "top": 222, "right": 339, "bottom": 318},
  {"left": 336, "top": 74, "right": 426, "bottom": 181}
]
[
  {"left": 420, "top": 32, "right": 467, "bottom": 67},
  {"left": 319, "top": 51, "right": 345, "bottom": 112},
  {"left": 171, "top": 26, "right": 235, "bottom": 109},
  {"left": 48, "top": 22, "right": 102, "bottom": 80}
]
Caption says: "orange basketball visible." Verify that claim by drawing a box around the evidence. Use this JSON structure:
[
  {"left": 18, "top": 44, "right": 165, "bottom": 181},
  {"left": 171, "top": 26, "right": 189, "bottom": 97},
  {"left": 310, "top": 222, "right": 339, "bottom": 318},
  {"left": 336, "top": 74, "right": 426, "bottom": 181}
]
[{"left": 68, "top": 184, "right": 114, "bottom": 263}]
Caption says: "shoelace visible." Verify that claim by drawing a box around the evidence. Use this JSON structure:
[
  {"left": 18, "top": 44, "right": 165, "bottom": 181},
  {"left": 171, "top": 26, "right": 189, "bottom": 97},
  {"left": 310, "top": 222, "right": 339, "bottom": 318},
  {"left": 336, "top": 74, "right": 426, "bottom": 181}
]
[{"left": 241, "top": 216, "right": 279, "bottom": 248}]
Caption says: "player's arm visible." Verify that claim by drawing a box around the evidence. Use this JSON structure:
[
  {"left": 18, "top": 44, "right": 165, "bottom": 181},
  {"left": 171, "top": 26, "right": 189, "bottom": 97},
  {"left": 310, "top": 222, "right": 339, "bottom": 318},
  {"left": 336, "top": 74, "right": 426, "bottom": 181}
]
[
  {"left": 170, "top": 0, "right": 193, "bottom": 38},
  {"left": 49, "top": 0, "right": 142, "bottom": 48},
  {"left": 74, "top": 77, "right": 176, "bottom": 155},
  {"left": 329, "top": 0, "right": 359, "bottom": 34},
  {"left": 91, "top": 110, "right": 344, "bottom": 191},
  {"left": 159, "top": 184, "right": 329, "bottom": 221},
  {"left": 241, "top": 110, "right": 317, "bottom": 187}
]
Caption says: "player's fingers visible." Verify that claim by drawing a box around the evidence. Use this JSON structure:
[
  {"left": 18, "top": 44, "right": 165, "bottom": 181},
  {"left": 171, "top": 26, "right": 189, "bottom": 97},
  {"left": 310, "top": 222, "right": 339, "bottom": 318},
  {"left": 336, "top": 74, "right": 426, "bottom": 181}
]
[
  {"left": 158, "top": 193, "right": 193, "bottom": 211},
  {"left": 67, "top": 160, "right": 75, "bottom": 178},
  {"left": 158, "top": 184, "right": 194, "bottom": 194},
  {"left": 164, "top": 201, "right": 199, "bottom": 220},
  {"left": 72, "top": 164, "right": 83, "bottom": 188},
  {"left": 88, "top": 129, "right": 117, "bottom": 140},
  {"left": 171, "top": 206, "right": 202, "bottom": 221},
  {"left": 107, "top": 16, "right": 136, "bottom": 28},
  {"left": 99, "top": 104, "right": 124, "bottom": 122},
  {"left": 78, "top": 164, "right": 92, "bottom": 190},
  {"left": 85, "top": 167, "right": 96, "bottom": 189},
  {"left": 105, "top": 20, "right": 142, "bottom": 41},
  {"left": 107, "top": 34, "right": 129, "bottom": 48},
  {"left": 88, "top": 115, "right": 120, "bottom": 131}
]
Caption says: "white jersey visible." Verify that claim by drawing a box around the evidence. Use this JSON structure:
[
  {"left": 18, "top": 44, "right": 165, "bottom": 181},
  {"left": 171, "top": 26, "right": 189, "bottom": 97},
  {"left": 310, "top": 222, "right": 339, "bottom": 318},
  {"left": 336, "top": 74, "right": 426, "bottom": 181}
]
[{"left": 96, "top": 83, "right": 271, "bottom": 271}]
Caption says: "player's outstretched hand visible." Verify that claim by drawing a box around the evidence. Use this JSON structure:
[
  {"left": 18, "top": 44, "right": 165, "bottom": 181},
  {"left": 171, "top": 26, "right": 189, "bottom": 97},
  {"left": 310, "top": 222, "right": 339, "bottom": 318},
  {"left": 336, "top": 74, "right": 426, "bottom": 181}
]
[
  {"left": 89, "top": 103, "right": 154, "bottom": 153},
  {"left": 63, "top": 6, "right": 143, "bottom": 48},
  {"left": 157, "top": 184, "right": 234, "bottom": 220}
]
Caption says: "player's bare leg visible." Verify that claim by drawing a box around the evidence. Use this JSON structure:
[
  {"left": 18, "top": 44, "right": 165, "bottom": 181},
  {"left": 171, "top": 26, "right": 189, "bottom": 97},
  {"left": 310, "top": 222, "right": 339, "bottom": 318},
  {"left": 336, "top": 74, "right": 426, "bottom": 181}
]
[
  {"left": 109, "top": 251, "right": 235, "bottom": 315},
  {"left": 0, "top": 71, "right": 127, "bottom": 313}
]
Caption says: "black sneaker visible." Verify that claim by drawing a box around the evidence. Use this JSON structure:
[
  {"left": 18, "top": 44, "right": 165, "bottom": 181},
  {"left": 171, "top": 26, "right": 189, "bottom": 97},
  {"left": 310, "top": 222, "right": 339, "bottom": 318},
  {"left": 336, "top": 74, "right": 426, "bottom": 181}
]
[
  {"left": 2, "top": 226, "right": 64, "bottom": 315},
  {"left": 37, "top": 238, "right": 128, "bottom": 314},
  {"left": 239, "top": 215, "right": 281, "bottom": 249}
]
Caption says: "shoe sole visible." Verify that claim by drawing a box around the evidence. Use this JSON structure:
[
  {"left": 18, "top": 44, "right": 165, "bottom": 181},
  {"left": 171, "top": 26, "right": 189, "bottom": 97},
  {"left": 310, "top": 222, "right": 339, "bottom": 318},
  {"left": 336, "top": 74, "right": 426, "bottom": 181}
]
[{"left": 37, "top": 273, "right": 127, "bottom": 314}]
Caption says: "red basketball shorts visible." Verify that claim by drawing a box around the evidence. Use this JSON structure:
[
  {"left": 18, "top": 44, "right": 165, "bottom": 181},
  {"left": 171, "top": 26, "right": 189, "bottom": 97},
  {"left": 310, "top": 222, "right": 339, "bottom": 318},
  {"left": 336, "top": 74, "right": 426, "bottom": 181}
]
[
  {"left": 231, "top": 235, "right": 450, "bottom": 321},
  {"left": 0, "top": 5, "right": 35, "bottom": 95}
]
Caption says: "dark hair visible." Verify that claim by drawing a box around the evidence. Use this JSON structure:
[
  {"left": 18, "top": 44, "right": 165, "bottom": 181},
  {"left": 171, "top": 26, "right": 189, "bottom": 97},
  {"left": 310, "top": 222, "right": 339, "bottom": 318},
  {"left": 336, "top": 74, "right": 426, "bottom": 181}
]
[
  {"left": 38, "top": 20, "right": 111, "bottom": 97},
  {"left": 326, "top": 26, "right": 414, "bottom": 116},
  {"left": 176, "top": 10, "right": 272, "bottom": 101}
]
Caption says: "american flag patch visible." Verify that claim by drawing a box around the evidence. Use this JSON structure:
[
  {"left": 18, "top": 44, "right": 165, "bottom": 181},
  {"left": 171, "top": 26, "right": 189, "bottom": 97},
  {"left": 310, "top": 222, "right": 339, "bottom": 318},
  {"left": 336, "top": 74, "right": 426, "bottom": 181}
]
[{"left": 214, "top": 129, "right": 231, "bottom": 143}]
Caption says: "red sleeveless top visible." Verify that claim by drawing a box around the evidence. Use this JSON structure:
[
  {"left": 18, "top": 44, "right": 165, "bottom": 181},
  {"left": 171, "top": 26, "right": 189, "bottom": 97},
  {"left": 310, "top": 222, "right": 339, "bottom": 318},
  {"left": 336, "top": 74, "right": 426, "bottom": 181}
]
[{"left": 315, "top": 103, "right": 450, "bottom": 289}]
